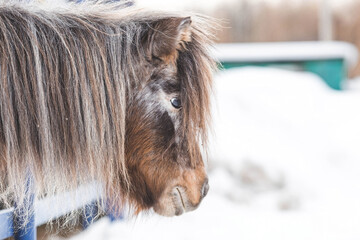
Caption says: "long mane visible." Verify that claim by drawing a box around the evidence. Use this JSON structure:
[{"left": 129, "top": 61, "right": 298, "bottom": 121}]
[{"left": 0, "top": 0, "right": 215, "bottom": 224}]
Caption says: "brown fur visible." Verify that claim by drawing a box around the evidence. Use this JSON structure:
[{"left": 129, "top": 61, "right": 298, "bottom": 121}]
[{"left": 0, "top": 0, "right": 216, "bottom": 225}]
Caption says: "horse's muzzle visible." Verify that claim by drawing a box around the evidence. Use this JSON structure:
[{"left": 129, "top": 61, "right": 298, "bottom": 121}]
[{"left": 154, "top": 177, "right": 209, "bottom": 217}]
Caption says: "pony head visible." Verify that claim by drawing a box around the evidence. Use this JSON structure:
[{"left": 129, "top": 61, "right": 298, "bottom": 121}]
[{"left": 124, "top": 16, "right": 213, "bottom": 216}]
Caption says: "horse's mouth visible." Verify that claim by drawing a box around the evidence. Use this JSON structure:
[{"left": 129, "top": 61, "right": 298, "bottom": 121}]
[
  {"left": 153, "top": 186, "right": 194, "bottom": 216},
  {"left": 174, "top": 187, "right": 186, "bottom": 216},
  {"left": 153, "top": 182, "right": 206, "bottom": 217}
]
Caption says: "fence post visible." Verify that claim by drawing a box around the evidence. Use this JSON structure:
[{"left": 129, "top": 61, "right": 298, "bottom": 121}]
[
  {"left": 13, "top": 176, "right": 36, "bottom": 240},
  {"left": 13, "top": 204, "right": 36, "bottom": 240}
]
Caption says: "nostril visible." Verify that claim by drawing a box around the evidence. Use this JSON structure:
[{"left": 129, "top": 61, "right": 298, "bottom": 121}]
[{"left": 201, "top": 178, "right": 209, "bottom": 198}]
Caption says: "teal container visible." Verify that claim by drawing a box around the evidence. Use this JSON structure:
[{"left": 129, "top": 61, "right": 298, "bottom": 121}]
[{"left": 220, "top": 59, "right": 346, "bottom": 90}]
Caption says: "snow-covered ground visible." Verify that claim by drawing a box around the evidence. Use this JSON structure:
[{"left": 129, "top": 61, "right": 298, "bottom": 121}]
[{"left": 69, "top": 67, "right": 360, "bottom": 240}]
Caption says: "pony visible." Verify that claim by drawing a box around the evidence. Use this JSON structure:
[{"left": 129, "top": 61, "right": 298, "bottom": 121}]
[{"left": 0, "top": 0, "right": 215, "bottom": 225}]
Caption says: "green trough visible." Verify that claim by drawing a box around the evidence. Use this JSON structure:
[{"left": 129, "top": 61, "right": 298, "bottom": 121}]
[{"left": 214, "top": 42, "right": 358, "bottom": 90}]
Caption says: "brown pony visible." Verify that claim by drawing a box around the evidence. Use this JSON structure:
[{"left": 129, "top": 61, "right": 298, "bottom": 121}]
[{"left": 0, "top": 0, "right": 215, "bottom": 223}]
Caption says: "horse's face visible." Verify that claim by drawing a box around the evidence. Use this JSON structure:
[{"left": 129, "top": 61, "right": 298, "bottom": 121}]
[{"left": 125, "top": 17, "right": 210, "bottom": 216}]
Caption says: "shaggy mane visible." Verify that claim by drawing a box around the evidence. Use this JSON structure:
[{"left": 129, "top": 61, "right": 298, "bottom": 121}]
[{"left": 0, "top": 0, "right": 215, "bottom": 225}]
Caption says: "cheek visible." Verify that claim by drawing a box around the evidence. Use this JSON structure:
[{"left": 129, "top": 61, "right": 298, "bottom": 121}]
[
  {"left": 155, "top": 111, "right": 176, "bottom": 147},
  {"left": 140, "top": 111, "right": 180, "bottom": 187},
  {"left": 125, "top": 104, "right": 182, "bottom": 208}
]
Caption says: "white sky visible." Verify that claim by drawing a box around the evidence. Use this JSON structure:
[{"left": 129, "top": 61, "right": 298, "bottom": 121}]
[{"left": 136, "top": 0, "right": 354, "bottom": 12}]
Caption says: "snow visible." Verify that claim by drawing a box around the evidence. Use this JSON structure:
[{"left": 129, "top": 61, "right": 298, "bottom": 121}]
[
  {"left": 213, "top": 42, "right": 359, "bottom": 68},
  {"left": 69, "top": 67, "right": 360, "bottom": 240}
]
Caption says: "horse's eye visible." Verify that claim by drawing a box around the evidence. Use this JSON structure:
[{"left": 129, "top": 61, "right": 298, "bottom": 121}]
[{"left": 170, "top": 98, "right": 182, "bottom": 109}]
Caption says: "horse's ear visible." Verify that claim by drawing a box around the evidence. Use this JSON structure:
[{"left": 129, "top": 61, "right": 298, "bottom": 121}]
[{"left": 145, "top": 17, "right": 192, "bottom": 64}]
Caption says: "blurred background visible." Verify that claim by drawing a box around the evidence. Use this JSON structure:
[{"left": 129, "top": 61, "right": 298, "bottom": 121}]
[
  {"left": 138, "top": 0, "right": 360, "bottom": 76},
  {"left": 69, "top": 0, "right": 360, "bottom": 240}
]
